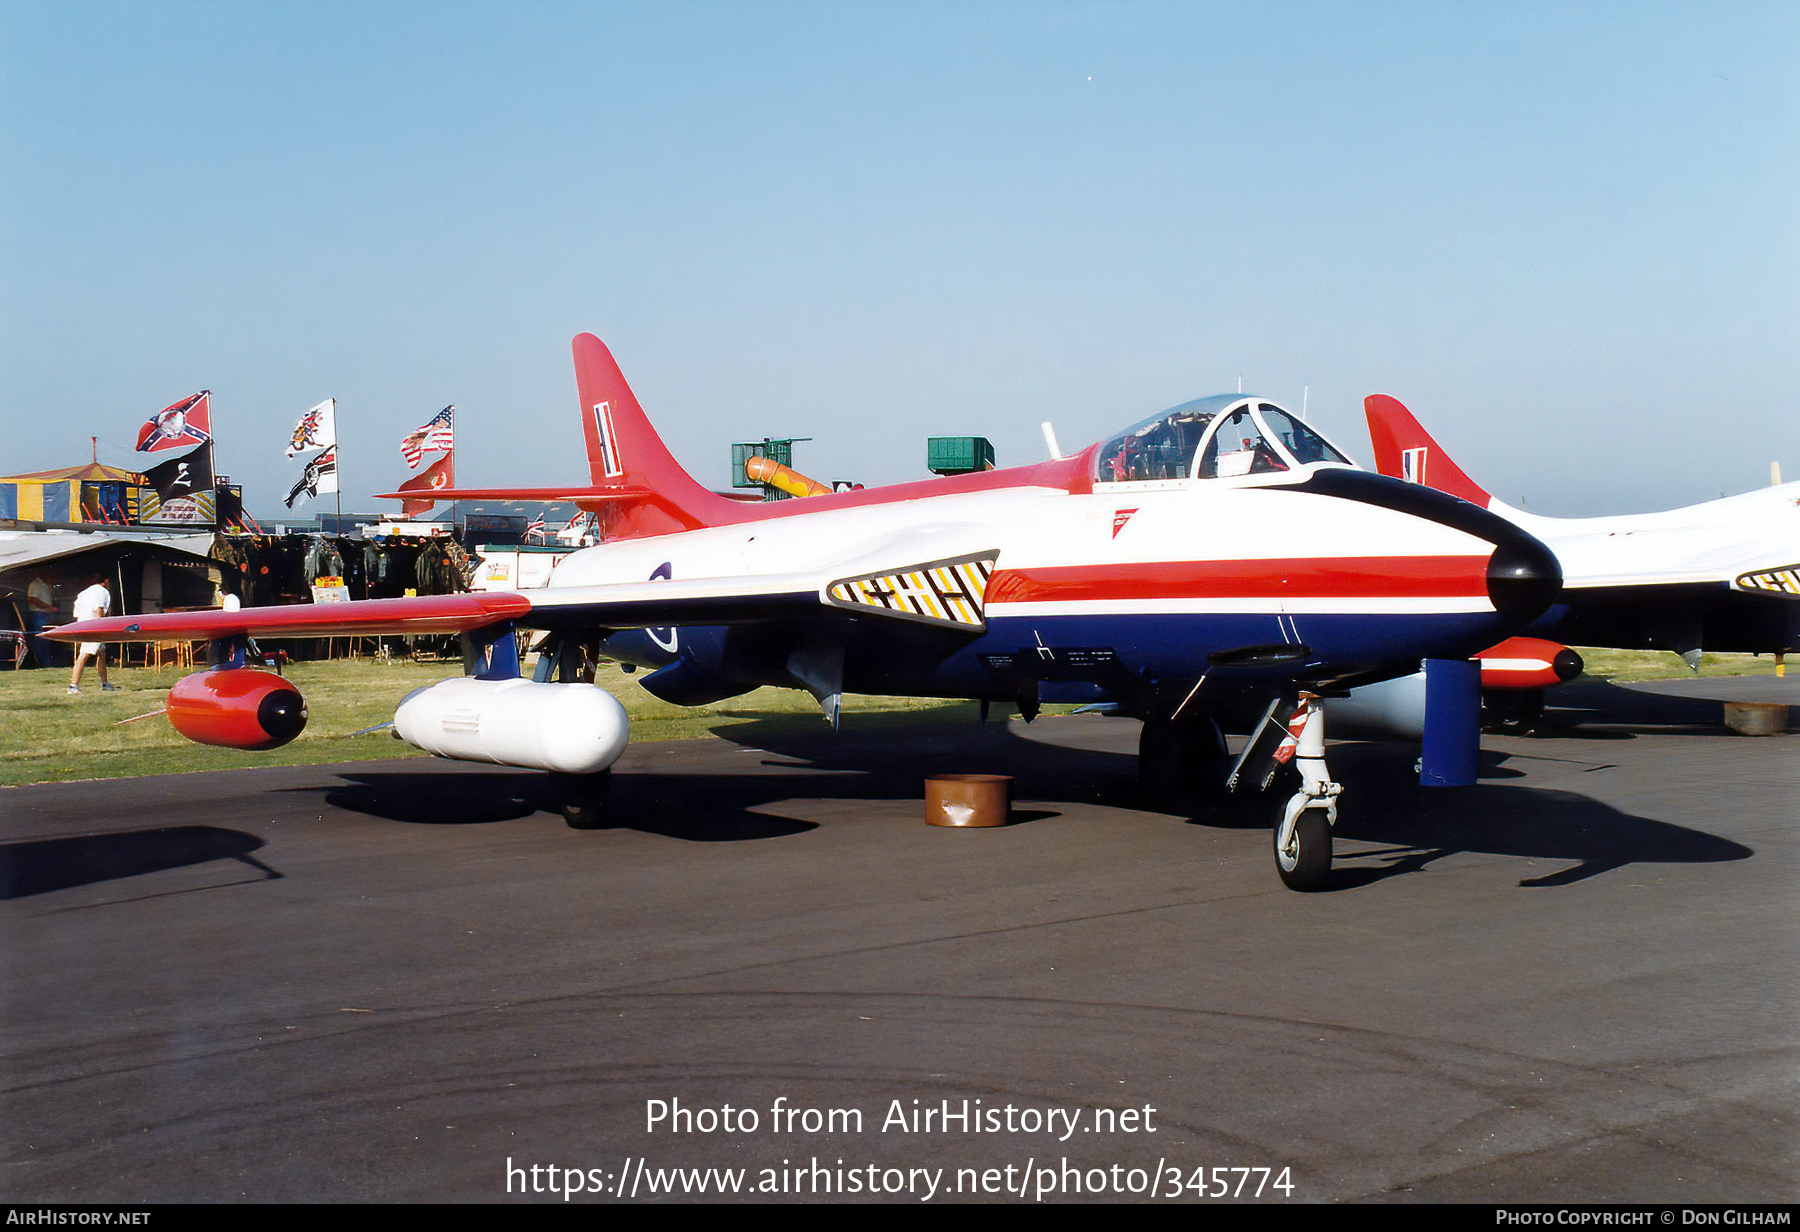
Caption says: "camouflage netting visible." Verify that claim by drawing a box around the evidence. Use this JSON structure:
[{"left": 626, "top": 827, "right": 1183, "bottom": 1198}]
[{"left": 415, "top": 538, "right": 470, "bottom": 595}]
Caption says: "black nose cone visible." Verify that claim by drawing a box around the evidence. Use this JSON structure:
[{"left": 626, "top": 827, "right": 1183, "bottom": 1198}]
[
  {"left": 1551, "top": 646, "right": 1585, "bottom": 683},
  {"left": 1487, "top": 535, "right": 1562, "bottom": 623},
  {"left": 256, "top": 689, "right": 309, "bottom": 749}
]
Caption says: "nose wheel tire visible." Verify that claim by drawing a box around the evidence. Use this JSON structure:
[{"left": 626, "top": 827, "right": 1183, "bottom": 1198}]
[{"left": 1273, "top": 804, "right": 1332, "bottom": 891}]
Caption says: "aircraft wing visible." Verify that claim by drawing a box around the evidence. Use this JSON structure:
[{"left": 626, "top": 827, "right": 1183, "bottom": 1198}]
[
  {"left": 45, "top": 552, "right": 996, "bottom": 644},
  {"left": 43, "top": 592, "right": 537, "bottom": 643}
]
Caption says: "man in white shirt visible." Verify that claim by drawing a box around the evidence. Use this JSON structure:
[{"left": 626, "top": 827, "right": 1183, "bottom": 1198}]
[{"left": 68, "top": 572, "right": 116, "bottom": 694}]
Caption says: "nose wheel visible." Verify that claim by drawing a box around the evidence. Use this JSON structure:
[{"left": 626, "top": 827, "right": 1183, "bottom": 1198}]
[
  {"left": 1273, "top": 803, "right": 1333, "bottom": 890},
  {"left": 1264, "top": 694, "right": 1340, "bottom": 891}
]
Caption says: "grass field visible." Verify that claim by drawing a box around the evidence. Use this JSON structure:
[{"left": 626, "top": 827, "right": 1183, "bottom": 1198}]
[
  {"left": 1560, "top": 646, "right": 1786, "bottom": 683},
  {"left": 0, "top": 646, "right": 1781, "bottom": 787},
  {"left": 0, "top": 659, "right": 975, "bottom": 788}
]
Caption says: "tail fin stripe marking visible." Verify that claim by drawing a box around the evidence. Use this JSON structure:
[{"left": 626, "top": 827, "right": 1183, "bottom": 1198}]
[
  {"left": 1401, "top": 447, "right": 1427, "bottom": 485},
  {"left": 592, "top": 401, "right": 624, "bottom": 478}
]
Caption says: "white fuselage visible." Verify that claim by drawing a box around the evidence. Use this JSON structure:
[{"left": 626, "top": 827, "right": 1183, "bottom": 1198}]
[
  {"left": 537, "top": 461, "right": 1534, "bottom": 705},
  {"left": 549, "top": 468, "right": 1498, "bottom": 618},
  {"left": 1492, "top": 484, "right": 1800, "bottom": 593}
]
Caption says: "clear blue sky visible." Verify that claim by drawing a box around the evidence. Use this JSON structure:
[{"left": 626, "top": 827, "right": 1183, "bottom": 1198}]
[{"left": 2, "top": 1, "right": 1793, "bottom": 517}]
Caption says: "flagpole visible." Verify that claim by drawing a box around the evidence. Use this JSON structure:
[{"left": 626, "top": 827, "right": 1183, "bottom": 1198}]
[{"left": 207, "top": 390, "right": 219, "bottom": 532}]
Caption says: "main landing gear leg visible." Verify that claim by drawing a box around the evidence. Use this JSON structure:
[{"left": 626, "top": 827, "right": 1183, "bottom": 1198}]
[
  {"left": 553, "top": 770, "right": 614, "bottom": 830},
  {"left": 1271, "top": 694, "right": 1341, "bottom": 891},
  {"left": 1137, "top": 713, "right": 1227, "bottom": 812}
]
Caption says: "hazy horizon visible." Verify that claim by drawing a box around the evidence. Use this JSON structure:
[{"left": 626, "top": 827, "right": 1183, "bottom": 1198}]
[{"left": 4, "top": 2, "right": 1794, "bottom": 520}]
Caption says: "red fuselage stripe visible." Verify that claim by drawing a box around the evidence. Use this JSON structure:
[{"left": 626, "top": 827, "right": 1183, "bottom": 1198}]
[{"left": 986, "top": 556, "right": 1489, "bottom": 603}]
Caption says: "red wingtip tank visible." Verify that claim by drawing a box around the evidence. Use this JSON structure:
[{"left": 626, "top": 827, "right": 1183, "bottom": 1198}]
[
  {"left": 1475, "top": 637, "right": 1585, "bottom": 691},
  {"left": 166, "top": 669, "right": 308, "bottom": 750}
]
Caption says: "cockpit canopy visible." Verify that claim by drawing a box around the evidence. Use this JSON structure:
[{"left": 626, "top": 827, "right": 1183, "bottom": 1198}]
[{"left": 1095, "top": 395, "right": 1354, "bottom": 484}]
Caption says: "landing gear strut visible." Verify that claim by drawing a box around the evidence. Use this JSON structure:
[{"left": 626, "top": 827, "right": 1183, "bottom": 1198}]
[{"left": 1269, "top": 694, "right": 1341, "bottom": 891}]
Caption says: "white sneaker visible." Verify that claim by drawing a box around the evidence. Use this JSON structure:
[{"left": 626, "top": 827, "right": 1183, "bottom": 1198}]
[
  {"left": 67, "top": 685, "right": 80, "bottom": 694},
  {"left": 101, "top": 683, "right": 120, "bottom": 692}
]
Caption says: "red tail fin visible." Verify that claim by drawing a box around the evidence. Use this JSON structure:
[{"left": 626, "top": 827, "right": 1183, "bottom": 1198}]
[
  {"left": 1363, "top": 394, "right": 1493, "bottom": 508},
  {"left": 573, "top": 333, "right": 740, "bottom": 537}
]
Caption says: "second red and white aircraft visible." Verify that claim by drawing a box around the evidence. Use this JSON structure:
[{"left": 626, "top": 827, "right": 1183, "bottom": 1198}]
[{"left": 1366, "top": 394, "right": 1800, "bottom": 668}]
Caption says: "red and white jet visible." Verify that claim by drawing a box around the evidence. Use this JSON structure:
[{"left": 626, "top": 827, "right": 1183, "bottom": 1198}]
[
  {"left": 1366, "top": 393, "right": 1800, "bottom": 669},
  {"left": 52, "top": 335, "right": 1563, "bottom": 889}
]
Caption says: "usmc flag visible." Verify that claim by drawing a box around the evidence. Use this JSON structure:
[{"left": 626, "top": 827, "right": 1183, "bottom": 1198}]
[{"left": 398, "top": 452, "right": 454, "bottom": 517}]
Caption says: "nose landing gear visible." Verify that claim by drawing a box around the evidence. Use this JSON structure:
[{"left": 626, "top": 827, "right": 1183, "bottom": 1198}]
[{"left": 1269, "top": 694, "right": 1341, "bottom": 890}]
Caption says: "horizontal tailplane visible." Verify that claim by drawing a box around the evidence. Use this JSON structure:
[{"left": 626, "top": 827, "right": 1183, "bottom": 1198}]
[{"left": 376, "top": 335, "right": 747, "bottom": 537}]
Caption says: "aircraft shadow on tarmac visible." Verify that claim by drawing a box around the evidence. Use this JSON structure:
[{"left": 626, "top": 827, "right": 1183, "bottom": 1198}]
[
  {"left": 313, "top": 725, "right": 1064, "bottom": 841},
  {"left": 0, "top": 826, "right": 281, "bottom": 900},
  {"left": 305, "top": 714, "right": 1753, "bottom": 890},
  {"left": 1535, "top": 679, "right": 1794, "bottom": 739},
  {"left": 315, "top": 769, "right": 825, "bottom": 840},
  {"left": 1319, "top": 743, "right": 1753, "bottom": 889},
  {"left": 732, "top": 718, "right": 1753, "bottom": 890}
]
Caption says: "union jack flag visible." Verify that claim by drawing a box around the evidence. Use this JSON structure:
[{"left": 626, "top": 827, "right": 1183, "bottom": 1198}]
[
  {"left": 400, "top": 405, "right": 454, "bottom": 469},
  {"left": 524, "top": 513, "right": 547, "bottom": 543}
]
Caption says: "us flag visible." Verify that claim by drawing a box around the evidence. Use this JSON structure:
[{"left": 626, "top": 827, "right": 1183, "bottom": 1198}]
[{"left": 400, "top": 405, "right": 454, "bottom": 469}]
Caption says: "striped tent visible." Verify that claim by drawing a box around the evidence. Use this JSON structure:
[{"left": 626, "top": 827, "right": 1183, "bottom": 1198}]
[{"left": 0, "top": 461, "right": 144, "bottom": 524}]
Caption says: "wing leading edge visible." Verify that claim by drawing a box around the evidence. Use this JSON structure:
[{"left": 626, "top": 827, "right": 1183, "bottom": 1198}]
[
  {"left": 43, "top": 592, "right": 536, "bottom": 643},
  {"left": 47, "top": 552, "right": 1003, "bottom": 645}
]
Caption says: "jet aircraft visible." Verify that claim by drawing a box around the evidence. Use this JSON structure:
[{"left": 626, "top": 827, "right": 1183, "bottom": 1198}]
[
  {"left": 51, "top": 335, "right": 1563, "bottom": 890},
  {"left": 1365, "top": 394, "right": 1800, "bottom": 680}
]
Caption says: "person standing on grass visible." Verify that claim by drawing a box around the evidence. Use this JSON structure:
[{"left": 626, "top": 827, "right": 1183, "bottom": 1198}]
[
  {"left": 26, "top": 573, "right": 57, "bottom": 667},
  {"left": 68, "top": 571, "right": 117, "bottom": 695}
]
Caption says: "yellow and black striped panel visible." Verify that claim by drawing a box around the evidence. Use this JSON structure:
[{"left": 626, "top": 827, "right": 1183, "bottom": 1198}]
[
  {"left": 1737, "top": 564, "right": 1800, "bottom": 596},
  {"left": 825, "top": 553, "right": 997, "bottom": 630},
  {"left": 139, "top": 490, "right": 218, "bottom": 525}
]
